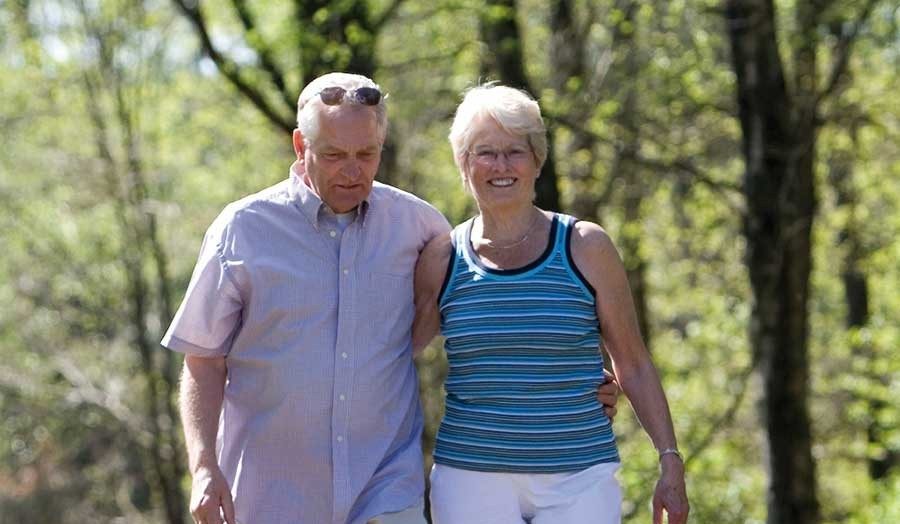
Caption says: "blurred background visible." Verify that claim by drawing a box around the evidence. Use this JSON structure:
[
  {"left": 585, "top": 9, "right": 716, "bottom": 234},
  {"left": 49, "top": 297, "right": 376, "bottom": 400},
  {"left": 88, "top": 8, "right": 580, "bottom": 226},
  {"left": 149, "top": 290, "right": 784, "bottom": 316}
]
[{"left": 1, "top": 0, "right": 898, "bottom": 523}]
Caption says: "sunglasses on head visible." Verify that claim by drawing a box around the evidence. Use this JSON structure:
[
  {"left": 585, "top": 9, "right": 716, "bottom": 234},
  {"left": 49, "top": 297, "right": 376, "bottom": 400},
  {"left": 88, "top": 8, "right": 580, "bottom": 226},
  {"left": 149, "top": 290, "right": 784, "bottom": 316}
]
[{"left": 315, "top": 86, "right": 382, "bottom": 106}]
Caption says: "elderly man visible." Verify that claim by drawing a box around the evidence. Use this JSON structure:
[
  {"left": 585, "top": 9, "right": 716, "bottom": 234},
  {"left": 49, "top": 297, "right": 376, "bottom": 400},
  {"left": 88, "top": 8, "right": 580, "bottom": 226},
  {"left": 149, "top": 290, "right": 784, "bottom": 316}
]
[{"left": 162, "top": 72, "right": 618, "bottom": 524}]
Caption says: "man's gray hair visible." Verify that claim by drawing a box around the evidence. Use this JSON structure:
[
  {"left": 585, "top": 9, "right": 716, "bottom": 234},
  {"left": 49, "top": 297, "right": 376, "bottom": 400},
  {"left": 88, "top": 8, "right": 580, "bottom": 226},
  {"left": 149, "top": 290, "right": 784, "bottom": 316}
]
[
  {"left": 296, "top": 72, "right": 388, "bottom": 144},
  {"left": 448, "top": 83, "right": 548, "bottom": 174}
]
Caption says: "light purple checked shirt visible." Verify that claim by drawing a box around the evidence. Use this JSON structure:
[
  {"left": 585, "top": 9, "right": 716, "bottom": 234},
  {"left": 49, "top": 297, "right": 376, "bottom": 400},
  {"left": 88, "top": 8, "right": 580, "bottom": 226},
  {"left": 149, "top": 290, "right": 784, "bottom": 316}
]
[{"left": 161, "top": 166, "right": 449, "bottom": 524}]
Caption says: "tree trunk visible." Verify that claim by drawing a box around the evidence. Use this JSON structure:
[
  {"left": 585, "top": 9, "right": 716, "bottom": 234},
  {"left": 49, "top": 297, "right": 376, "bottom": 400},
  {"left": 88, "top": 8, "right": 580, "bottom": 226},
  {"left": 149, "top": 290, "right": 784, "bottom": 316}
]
[
  {"left": 117, "top": 89, "right": 189, "bottom": 524},
  {"left": 549, "top": 0, "right": 594, "bottom": 218},
  {"left": 80, "top": 3, "right": 189, "bottom": 518},
  {"left": 610, "top": 0, "right": 652, "bottom": 347},
  {"left": 479, "top": 0, "right": 560, "bottom": 211},
  {"left": 725, "top": 1, "right": 820, "bottom": 523},
  {"left": 829, "top": 149, "right": 898, "bottom": 480}
]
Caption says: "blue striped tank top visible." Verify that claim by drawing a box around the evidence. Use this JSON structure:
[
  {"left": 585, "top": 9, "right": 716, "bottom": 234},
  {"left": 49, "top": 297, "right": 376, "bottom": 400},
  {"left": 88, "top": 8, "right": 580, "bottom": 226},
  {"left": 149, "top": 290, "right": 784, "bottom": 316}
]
[{"left": 433, "top": 213, "right": 620, "bottom": 473}]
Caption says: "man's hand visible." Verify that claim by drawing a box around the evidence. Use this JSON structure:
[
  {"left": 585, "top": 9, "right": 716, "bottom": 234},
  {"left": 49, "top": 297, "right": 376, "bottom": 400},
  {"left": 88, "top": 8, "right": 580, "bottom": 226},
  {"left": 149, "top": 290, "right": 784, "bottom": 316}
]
[
  {"left": 190, "top": 465, "right": 235, "bottom": 524},
  {"left": 597, "top": 369, "right": 619, "bottom": 420},
  {"left": 652, "top": 455, "right": 689, "bottom": 524}
]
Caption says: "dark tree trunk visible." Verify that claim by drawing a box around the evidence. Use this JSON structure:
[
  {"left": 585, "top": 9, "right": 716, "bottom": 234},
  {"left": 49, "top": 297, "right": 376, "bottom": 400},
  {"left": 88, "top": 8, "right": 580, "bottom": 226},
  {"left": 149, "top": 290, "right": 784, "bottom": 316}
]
[
  {"left": 479, "top": 0, "right": 561, "bottom": 211},
  {"left": 829, "top": 150, "right": 898, "bottom": 480},
  {"left": 294, "top": 0, "right": 376, "bottom": 87},
  {"left": 548, "top": 0, "right": 597, "bottom": 220},
  {"left": 725, "top": 1, "right": 820, "bottom": 523},
  {"left": 290, "top": 0, "right": 397, "bottom": 185},
  {"left": 610, "top": 0, "right": 651, "bottom": 346}
]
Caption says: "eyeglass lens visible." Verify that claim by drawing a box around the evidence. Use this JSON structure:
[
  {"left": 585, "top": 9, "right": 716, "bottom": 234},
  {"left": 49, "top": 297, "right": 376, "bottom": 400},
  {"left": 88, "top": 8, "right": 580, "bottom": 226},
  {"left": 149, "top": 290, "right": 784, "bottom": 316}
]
[{"left": 317, "top": 86, "right": 382, "bottom": 106}]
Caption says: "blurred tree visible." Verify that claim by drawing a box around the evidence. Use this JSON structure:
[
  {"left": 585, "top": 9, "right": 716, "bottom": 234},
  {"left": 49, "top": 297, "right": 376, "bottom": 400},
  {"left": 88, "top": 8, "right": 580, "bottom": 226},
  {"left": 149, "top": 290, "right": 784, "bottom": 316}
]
[
  {"left": 77, "top": 0, "right": 187, "bottom": 519},
  {"left": 478, "top": 0, "right": 561, "bottom": 210},
  {"left": 606, "top": 0, "right": 653, "bottom": 347},
  {"left": 829, "top": 140, "right": 898, "bottom": 482},
  {"left": 724, "top": 0, "right": 881, "bottom": 522},
  {"left": 169, "top": 0, "right": 405, "bottom": 184}
]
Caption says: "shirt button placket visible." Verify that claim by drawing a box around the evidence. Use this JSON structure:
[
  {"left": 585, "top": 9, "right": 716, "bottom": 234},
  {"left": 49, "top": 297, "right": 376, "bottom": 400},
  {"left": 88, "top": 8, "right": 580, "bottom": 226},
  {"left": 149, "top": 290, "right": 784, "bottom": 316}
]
[{"left": 332, "top": 225, "right": 356, "bottom": 522}]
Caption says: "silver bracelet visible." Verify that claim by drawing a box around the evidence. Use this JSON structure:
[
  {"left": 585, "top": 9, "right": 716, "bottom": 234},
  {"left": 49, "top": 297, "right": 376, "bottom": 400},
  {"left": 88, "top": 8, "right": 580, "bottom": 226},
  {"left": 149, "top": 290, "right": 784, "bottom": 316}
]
[{"left": 658, "top": 448, "right": 683, "bottom": 462}]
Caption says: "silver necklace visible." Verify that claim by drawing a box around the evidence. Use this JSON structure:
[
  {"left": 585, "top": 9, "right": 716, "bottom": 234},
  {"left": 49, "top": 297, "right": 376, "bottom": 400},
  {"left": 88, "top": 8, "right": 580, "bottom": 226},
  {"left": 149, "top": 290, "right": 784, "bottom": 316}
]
[{"left": 477, "top": 209, "right": 540, "bottom": 250}]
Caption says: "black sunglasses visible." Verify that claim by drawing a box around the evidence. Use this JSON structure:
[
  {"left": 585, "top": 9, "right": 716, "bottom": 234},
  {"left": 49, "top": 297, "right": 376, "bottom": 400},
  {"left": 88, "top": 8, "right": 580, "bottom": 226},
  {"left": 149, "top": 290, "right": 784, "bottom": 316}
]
[{"left": 315, "top": 86, "right": 382, "bottom": 106}]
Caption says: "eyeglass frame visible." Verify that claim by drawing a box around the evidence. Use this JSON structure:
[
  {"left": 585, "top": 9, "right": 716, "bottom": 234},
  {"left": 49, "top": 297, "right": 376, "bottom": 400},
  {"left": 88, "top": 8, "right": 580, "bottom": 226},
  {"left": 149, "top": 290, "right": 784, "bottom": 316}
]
[
  {"left": 312, "top": 86, "right": 384, "bottom": 107},
  {"left": 466, "top": 144, "right": 536, "bottom": 167}
]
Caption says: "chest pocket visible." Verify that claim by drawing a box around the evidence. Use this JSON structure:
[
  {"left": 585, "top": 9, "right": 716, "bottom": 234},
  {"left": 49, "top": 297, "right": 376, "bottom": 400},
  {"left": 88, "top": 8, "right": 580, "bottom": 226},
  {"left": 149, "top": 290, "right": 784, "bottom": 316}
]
[{"left": 362, "top": 270, "right": 414, "bottom": 351}]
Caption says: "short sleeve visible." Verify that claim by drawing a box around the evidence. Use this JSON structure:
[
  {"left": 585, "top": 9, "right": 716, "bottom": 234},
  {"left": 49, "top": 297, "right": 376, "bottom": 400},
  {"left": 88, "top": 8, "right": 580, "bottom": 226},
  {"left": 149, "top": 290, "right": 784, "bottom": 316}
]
[
  {"left": 161, "top": 223, "right": 243, "bottom": 357},
  {"left": 420, "top": 203, "right": 451, "bottom": 245}
]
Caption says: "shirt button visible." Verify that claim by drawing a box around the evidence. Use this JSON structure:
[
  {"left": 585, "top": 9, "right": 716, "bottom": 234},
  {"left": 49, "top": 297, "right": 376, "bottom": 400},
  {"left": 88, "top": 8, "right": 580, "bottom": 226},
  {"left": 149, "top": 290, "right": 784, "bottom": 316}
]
[
  {"left": 342, "top": 268, "right": 349, "bottom": 275},
  {"left": 329, "top": 230, "right": 337, "bottom": 238},
  {"left": 339, "top": 394, "right": 346, "bottom": 401},
  {"left": 336, "top": 436, "right": 344, "bottom": 442},
  {"left": 341, "top": 352, "right": 348, "bottom": 359}
]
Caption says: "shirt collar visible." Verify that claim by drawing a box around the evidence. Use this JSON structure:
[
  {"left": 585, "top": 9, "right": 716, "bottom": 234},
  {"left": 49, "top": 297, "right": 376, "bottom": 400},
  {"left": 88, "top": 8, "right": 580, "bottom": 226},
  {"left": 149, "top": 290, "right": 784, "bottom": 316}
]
[{"left": 289, "top": 162, "right": 371, "bottom": 229}]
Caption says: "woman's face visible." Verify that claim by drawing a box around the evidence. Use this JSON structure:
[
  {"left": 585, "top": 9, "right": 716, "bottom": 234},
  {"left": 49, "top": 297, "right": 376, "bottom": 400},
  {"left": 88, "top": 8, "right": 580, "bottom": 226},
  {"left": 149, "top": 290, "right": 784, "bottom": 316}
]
[{"left": 462, "top": 116, "right": 539, "bottom": 212}]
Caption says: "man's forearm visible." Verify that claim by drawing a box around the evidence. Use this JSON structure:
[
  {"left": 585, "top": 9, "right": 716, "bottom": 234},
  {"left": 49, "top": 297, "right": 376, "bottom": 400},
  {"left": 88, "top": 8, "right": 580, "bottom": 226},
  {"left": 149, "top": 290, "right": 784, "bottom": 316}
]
[{"left": 181, "top": 355, "right": 227, "bottom": 473}]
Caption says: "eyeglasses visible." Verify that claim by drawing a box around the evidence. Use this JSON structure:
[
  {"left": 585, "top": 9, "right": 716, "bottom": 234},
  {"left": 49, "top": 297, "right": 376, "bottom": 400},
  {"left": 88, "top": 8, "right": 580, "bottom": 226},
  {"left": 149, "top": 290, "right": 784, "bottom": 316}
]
[
  {"left": 315, "top": 86, "right": 383, "bottom": 106},
  {"left": 468, "top": 146, "right": 533, "bottom": 167}
]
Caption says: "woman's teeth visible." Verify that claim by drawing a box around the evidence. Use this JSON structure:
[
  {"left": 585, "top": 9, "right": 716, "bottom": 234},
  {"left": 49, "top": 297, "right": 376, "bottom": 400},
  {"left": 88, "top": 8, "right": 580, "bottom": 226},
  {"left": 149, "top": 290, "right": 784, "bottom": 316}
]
[{"left": 489, "top": 178, "right": 515, "bottom": 187}]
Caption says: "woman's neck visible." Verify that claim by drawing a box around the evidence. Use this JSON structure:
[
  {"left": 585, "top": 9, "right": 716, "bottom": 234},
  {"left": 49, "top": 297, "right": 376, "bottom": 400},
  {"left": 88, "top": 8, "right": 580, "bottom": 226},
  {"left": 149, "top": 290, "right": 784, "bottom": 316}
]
[{"left": 475, "top": 205, "right": 540, "bottom": 248}]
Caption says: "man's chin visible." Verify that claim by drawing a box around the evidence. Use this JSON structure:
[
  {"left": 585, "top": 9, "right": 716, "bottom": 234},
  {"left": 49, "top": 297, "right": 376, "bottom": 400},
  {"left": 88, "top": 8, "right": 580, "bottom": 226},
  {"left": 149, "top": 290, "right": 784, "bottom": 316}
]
[{"left": 327, "top": 197, "right": 364, "bottom": 214}]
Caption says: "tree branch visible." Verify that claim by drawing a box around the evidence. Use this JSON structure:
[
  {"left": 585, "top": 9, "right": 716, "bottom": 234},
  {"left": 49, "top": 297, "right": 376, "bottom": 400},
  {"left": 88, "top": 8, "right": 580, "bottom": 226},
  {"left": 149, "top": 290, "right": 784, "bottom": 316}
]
[
  {"left": 228, "top": 0, "right": 296, "bottom": 110},
  {"left": 816, "top": 0, "right": 880, "bottom": 105},
  {"left": 684, "top": 362, "right": 755, "bottom": 468},
  {"left": 170, "top": 0, "right": 295, "bottom": 133},
  {"left": 373, "top": 0, "right": 406, "bottom": 31},
  {"left": 547, "top": 111, "right": 743, "bottom": 199},
  {"left": 379, "top": 42, "right": 474, "bottom": 73}
]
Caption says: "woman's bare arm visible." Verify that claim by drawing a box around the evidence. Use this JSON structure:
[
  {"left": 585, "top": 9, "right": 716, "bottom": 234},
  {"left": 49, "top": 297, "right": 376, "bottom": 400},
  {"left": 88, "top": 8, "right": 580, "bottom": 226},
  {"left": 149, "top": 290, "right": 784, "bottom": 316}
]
[
  {"left": 571, "top": 220, "right": 689, "bottom": 524},
  {"left": 412, "top": 233, "right": 453, "bottom": 354}
]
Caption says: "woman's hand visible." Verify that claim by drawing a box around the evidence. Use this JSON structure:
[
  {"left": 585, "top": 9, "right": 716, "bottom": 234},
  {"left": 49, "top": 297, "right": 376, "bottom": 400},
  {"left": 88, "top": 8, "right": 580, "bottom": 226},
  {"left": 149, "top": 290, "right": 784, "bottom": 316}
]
[{"left": 652, "top": 455, "right": 689, "bottom": 524}]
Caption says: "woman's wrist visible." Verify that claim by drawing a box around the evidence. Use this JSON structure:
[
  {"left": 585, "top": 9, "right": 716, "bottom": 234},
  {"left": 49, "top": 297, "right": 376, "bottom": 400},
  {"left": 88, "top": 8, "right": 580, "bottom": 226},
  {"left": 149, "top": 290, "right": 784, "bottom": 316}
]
[{"left": 658, "top": 447, "right": 683, "bottom": 463}]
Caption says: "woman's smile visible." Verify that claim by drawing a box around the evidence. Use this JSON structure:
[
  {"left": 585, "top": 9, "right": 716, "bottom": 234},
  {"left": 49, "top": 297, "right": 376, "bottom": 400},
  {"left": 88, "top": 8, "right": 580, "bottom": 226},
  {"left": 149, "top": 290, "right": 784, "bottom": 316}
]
[{"left": 488, "top": 177, "right": 516, "bottom": 187}]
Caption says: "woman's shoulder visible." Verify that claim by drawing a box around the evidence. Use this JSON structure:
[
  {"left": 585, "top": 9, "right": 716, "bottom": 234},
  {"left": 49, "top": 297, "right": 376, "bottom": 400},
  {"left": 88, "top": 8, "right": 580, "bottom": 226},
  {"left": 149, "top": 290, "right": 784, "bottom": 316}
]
[
  {"left": 567, "top": 218, "right": 624, "bottom": 287},
  {"left": 568, "top": 218, "right": 616, "bottom": 254}
]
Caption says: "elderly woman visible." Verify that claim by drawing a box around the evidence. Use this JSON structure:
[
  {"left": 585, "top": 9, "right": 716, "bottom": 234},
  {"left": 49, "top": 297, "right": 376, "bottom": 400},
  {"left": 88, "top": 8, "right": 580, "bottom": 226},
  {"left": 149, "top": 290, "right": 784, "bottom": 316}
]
[{"left": 412, "top": 85, "right": 688, "bottom": 524}]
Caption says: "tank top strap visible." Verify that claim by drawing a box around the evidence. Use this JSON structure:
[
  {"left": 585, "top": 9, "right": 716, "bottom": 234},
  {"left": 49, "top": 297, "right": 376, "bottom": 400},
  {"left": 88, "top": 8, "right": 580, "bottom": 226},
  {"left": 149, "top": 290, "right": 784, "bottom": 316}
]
[
  {"left": 555, "top": 213, "right": 596, "bottom": 298},
  {"left": 552, "top": 213, "right": 574, "bottom": 253},
  {"left": 438, "top": 219, "right": 473, "bottom": 307},
  {"left": 452, "top": 218, "right": 472, "bottom": 256}
]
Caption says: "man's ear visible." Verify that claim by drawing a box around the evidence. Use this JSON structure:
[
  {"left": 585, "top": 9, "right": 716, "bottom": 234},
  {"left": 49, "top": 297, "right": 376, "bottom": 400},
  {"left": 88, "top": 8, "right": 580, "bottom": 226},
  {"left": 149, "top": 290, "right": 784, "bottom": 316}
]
[{"left": 292, "top": 129, "right": 306, "bottom": 162}]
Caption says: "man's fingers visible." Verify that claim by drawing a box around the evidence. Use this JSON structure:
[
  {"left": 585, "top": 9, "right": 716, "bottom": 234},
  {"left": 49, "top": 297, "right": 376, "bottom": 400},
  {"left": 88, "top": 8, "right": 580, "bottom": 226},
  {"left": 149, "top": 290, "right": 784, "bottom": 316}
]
[
  {"left": 221, "top": 491, "right": 237, "bottom": 524},
  {"left": 192, "top": 494, "right": 225, "bottom": 524},
  {"left": 604, "top": 405, "right": 617, "bottom": 420},
  {"left": 206, "top": 503, "right": 224, "bottom": 524}
]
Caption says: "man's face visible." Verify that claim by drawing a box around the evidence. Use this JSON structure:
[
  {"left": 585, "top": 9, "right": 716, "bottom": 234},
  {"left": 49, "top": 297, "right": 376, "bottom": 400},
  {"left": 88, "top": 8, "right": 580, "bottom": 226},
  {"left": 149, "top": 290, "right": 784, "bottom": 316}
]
[{"left": 294, "top": 104, "right": 382, "bottom": 213}]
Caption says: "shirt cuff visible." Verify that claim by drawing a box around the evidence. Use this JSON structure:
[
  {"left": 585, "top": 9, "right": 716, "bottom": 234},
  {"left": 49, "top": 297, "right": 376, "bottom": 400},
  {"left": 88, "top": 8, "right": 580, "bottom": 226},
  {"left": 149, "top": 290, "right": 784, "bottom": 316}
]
[{"left": 160, "top": 332, "right": 229, "bottom": 358}]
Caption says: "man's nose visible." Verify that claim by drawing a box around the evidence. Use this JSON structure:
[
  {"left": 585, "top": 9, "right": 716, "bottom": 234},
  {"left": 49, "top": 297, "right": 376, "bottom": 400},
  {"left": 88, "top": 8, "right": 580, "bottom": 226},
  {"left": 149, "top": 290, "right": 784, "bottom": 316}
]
[{"left": 342, "top": 159, "right": 362, "bottom": 179}]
